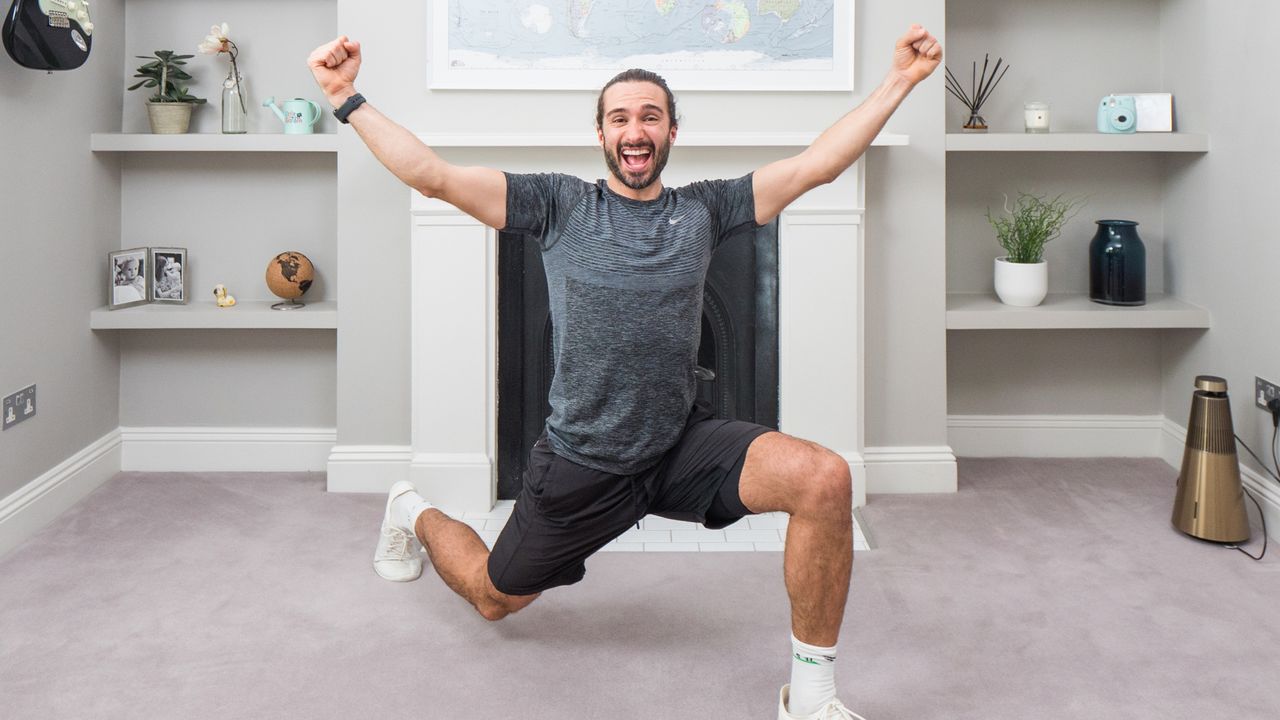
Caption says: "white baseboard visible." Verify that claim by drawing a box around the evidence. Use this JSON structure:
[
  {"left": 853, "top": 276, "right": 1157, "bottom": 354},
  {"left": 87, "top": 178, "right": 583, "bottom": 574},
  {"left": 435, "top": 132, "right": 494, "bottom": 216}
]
[
  {"left": 1162, "top": 419, "right": 1280, "bottom": 543},
  {"left": 326, "top": 445, "right": 412, "bottom": 493},
  {"left": 863, "top": 446, "right": 958, "bottom": 495},
  {"left": 120, "top": 427, "right": 336, "bottom": 472},
  {"left": 0, "top": 430, "right": 122, "bottom": 559},
  {"left": 949, "top": 415, "right": 1166, "bottom": 458}
]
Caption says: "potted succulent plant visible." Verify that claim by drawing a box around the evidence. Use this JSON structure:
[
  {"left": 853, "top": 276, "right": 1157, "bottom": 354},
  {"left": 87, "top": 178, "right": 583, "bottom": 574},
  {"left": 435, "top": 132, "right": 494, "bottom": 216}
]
[
  {"left": 986, "top": 192, "right": 1082, "bottom": 307},
  {"left": 129, "top": 50, "right": 207, "bottom": 134}
]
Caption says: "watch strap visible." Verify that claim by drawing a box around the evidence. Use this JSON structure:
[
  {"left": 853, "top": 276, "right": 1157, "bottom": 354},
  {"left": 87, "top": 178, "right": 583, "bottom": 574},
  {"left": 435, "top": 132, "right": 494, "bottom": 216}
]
[{"left": 334, "top": 93, "right": 366, "bottom": 124}]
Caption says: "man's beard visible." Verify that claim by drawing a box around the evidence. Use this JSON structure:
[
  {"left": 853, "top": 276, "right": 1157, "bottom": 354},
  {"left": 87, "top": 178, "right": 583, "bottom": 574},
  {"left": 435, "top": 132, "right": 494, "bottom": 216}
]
[{"left": 603, "top": 136, "right": 672, "bottom": 191}]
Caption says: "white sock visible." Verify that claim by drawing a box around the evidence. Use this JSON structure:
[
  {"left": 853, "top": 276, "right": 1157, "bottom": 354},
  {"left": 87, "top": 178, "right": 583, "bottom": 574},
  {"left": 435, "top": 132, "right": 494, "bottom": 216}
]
[
  {"left": 390, "top": 488, "right": 435, "bottom": 534},
  {"left": 788, "top": 634, "right": 838, "bottom": 717}
]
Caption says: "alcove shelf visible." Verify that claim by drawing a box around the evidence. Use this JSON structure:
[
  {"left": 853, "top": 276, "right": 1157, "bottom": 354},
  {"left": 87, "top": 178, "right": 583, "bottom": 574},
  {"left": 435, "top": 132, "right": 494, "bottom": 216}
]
[
  {"left": 90, "top": 301, "right": 338, "bottom": 330},
  {"left": 416, "top": 131, "right": 910, "bottom": 148},
  {"left": 945, "top": 293, "right": 1210, "bottom": 330},
  {"left": 945, "top": 132, "right": 1209, "bottom": 153},
  {"left": 90, "top": 133, "right": 339, "bottom": 153}
]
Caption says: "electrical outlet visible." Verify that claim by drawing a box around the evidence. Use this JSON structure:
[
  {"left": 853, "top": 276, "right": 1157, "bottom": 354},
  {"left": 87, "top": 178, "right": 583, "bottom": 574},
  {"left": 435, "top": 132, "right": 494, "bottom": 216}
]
[
  {"left": 1257, "top": 377, "right": 1280, "bottom": 411},
  {"left": 2, "top": 384, "right": 36, "bottom": 430}
]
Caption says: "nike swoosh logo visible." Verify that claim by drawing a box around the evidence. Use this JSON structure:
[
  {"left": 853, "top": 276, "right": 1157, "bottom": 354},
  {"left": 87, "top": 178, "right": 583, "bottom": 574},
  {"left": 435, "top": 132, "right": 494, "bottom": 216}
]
[{"left": 668, "top": 216, "right": 683, "bottom": 225}]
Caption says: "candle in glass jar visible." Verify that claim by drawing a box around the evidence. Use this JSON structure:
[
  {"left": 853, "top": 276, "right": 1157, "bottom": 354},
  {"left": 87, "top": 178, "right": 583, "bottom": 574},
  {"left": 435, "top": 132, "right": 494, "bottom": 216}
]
[{"left": 1024, "top": 102, "right": 1050, "bottom": 133}]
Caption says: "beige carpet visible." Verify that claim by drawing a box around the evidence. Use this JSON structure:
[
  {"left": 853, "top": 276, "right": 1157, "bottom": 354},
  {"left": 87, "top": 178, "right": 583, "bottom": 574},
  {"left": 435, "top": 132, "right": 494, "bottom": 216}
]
[{"left": 1, "top": 458, "right": 1277, "bottom": 719}]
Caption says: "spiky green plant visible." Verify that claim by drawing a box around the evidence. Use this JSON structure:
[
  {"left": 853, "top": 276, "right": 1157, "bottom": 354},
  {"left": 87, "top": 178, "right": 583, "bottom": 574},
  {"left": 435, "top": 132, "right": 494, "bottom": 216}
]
[
  {"left": 986, "top": 192, "right": 1083, "bottom": 264},
  {"left": 128, "top": 50, "right": 207, "bottom": 104}
]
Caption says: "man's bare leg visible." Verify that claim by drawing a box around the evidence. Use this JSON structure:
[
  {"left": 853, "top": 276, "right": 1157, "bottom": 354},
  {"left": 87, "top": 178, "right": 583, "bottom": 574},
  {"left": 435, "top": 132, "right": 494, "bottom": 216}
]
[
  {"left": 737, "top": 432, "right": 855, "bottom": 717},
  {"left": 414, "top": 509, "right": 539, "bottom": 621}
]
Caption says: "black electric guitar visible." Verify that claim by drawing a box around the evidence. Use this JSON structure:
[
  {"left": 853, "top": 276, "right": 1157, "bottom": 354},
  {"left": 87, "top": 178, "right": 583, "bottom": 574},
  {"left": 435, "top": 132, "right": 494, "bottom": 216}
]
[{"left": 3, "top": 0, "right": 94, "bottom": 70}]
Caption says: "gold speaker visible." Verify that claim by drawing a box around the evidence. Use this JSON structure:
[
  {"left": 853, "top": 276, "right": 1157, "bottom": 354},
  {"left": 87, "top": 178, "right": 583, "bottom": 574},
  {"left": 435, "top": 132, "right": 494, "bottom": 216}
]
[{"left": 1171, "top": 375, "right": 1250, "bottom": 542}]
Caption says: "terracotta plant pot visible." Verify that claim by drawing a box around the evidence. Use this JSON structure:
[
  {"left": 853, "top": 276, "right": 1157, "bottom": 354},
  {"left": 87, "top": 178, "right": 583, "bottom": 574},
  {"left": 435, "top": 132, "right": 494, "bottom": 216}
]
[{"left": 145, "top": 102, "right": 193, "bottom": 134}]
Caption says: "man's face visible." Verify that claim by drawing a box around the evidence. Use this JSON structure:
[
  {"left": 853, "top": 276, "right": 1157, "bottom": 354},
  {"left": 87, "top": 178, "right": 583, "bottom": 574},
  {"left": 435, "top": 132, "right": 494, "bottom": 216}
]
[{"left": 597, "top": 81, "right": 676, "bottom": 192}]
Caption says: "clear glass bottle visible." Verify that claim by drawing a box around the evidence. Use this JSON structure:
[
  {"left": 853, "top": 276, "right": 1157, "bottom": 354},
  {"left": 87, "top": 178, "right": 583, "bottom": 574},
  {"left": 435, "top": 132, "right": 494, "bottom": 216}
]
[{"left": 222, "top": 70, "right": 247, "bottom": 134}]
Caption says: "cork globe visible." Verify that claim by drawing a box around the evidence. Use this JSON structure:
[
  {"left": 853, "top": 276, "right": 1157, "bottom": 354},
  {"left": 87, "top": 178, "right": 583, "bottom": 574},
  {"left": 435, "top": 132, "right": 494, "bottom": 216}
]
[{"left": 265, "top": 251, "right": 315, "bottom": 302}]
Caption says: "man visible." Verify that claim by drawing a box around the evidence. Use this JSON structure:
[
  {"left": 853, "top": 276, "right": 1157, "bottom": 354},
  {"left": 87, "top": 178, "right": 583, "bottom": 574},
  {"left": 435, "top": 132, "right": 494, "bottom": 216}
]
[{"left": 309, "top": 25, "right": 940, "bottom": 720}]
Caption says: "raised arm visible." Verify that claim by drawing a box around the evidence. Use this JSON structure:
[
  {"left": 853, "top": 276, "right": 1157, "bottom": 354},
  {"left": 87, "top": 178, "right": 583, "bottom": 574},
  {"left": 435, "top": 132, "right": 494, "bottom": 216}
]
[
  {"left": 308, "top": 36, "right": 508, "bottom": 229},
  {"left": 751, "top": 24, "right": 942, "bottom": 225}
]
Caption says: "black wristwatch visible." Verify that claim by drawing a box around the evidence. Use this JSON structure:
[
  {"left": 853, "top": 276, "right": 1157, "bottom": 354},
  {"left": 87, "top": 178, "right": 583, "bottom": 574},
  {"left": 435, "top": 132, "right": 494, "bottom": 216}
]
[{"left": 334, "top": 93, "right": 367, "bottom": 124}]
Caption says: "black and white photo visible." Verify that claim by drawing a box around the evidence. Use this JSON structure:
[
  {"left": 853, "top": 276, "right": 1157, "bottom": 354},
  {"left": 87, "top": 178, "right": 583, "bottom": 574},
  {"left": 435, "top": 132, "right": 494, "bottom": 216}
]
[
  {"left": 149, "top": 247, "right": 188, "bottom": 304},
  {"left": 108, "top": 247, "right": 149, "bottom": 310}
]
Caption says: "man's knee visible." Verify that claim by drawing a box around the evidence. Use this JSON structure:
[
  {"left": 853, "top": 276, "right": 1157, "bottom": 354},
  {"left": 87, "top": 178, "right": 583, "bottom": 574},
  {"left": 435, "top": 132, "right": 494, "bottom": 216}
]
[
  {"left": 798, "top": 448, "right": 852, "bottom": 512},
  {"left": 476, "top": 569, "right": 540, "bottom": 621},
  {"left": 477, "top": 593, "right": 539, "bottom": 621}
]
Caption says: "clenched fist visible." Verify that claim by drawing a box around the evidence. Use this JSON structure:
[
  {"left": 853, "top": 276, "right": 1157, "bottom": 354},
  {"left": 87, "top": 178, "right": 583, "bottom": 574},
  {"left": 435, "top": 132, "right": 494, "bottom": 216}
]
[
  {"left": 308, "top": 36, "right": 362, "bottom": 108},
  {"left": 893, "top": 24, "right": 942, "bottom": 87}
]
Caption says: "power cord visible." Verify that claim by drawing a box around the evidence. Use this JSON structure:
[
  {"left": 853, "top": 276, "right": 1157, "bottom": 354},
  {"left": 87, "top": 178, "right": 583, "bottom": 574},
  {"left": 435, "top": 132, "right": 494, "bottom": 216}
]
[{"left": 1227, "top": 400, "right": 1280, "bottom": 561}]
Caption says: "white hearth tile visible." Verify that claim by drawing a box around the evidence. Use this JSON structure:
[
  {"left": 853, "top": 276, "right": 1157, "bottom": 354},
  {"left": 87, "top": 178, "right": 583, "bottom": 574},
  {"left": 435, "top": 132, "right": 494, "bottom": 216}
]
[
  {"left": 642, "top": 517, "right": 698, "bottom": 531},
  {"left": 748, "top": 513, "right": 789, "bottom": 530},
  {"left": 672, "top": 529, "right": 725, "bottom": 543},
  {"left": 725, "top": 528, "right": 784, "bottom": 543},
  {"left": 754, "top": 541, "right": 786, "bottom": 552},
  {"left": 644, "top": 543, "right": 701, "bottom": 552},
  {"left": 461, "top": 500, "right": 515, "bottom": 520},
  {"left": 477, "top": 530, "right": 500, "bottom": 548},
  {"left": 460, "top": 518, "right": 487, "bottom": 532},
  {"left": 699, "top": 542, "right": 757, "bottom": 552},
  {"left": 616, "top": 529, "right": 670, "bottom": 544},
  {"left": 597, "top": 542, "right": 628, "bottom": 552}
]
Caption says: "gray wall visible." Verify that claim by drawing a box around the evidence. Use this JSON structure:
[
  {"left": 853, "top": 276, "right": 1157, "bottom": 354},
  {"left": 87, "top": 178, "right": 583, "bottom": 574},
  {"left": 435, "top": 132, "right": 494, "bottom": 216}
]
[
  {"left": 945, "top": 0, "right": 1190, "bottom": 418},
  {"left": 335, "top": 0, "right": 950, "bottom": 451},
  {"left": 1160, "top": 0, "right": 1280, "bottom": 473},
  {"left": 116, "top": 0, "right": 337, "bottom": 427},
  {"left": 0, "top": 0, "right": 124, "bottom": 498}
]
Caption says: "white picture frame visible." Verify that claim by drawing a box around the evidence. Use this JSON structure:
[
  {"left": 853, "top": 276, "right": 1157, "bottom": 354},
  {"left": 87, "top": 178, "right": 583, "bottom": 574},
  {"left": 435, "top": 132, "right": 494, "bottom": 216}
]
[{"left": 429, "top": 1, "right": 853, "bottom": 92}]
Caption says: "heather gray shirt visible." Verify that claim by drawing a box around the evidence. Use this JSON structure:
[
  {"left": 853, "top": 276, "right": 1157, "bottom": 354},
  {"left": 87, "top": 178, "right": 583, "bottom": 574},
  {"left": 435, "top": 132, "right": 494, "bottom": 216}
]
[{"left": 504, "top": 172, "right": 759, "bottom": 474}]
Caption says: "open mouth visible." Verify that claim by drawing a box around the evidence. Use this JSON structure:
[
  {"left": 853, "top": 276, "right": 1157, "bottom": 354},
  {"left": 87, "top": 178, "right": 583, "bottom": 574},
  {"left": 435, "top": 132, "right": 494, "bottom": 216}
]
[{"left": 620, "top": 144, "right": 653, "bottom": 173}]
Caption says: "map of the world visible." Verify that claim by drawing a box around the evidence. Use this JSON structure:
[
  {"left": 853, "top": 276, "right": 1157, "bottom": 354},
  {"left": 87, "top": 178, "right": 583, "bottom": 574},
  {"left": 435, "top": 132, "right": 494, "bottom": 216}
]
[{"left": 433, "top": 1, "right": 848, "bottom": 90}]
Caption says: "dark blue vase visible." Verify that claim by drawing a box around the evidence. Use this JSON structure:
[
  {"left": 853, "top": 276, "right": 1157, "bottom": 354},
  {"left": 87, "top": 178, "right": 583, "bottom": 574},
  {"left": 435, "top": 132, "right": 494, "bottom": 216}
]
[{"left": 1089, "top": 220, "right": 1146, "bottom": 305}]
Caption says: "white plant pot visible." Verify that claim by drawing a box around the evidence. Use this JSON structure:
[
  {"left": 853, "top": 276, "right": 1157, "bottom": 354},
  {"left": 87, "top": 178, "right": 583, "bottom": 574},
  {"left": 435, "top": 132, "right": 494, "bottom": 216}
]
[
  {"left": 994, "top": 257, "right": 1048, "bottom": 307},
  {"left": 146, "top": 102, "right": 193, "bottom": 134}
]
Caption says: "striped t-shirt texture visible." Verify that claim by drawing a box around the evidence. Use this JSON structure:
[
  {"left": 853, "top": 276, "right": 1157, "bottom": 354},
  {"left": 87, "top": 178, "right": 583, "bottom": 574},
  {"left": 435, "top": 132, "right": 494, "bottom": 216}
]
[{"left": 503, "top": 172, "right": 759, "bottom": 474}]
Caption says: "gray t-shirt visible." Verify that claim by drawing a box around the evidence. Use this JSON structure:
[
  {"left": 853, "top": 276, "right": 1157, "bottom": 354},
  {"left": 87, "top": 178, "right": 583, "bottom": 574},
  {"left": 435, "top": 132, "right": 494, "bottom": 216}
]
[{"left": 504, "top": 172, "right": 759, "bottom": 474}]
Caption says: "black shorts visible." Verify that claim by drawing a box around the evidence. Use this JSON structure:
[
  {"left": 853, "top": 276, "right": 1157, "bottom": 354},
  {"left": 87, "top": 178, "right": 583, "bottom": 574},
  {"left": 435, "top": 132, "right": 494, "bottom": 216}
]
[{"left": 486, "top": 401, "right": 774, "bottom": 596}]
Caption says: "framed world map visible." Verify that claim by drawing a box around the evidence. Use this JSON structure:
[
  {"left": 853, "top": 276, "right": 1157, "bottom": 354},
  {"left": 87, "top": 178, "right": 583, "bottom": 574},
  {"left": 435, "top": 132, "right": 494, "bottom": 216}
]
[{"left": 429, "top": 0, "right": 852, "bottom": 91}]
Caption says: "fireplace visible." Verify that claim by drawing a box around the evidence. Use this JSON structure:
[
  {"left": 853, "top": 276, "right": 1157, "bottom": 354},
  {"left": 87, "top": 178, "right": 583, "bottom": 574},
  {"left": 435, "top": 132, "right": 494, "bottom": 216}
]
[
  {"left": 402, "top": 141, "right": 868, "bottom": 512},
  {"left": 495, "top": 222, "right": 779, "bottom": 498}
]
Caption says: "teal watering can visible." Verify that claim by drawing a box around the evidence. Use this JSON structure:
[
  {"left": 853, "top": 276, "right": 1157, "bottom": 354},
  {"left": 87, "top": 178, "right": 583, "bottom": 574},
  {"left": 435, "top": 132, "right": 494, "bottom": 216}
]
[{"left": 263, "top": 96, "right": 321, "bottom": 134}]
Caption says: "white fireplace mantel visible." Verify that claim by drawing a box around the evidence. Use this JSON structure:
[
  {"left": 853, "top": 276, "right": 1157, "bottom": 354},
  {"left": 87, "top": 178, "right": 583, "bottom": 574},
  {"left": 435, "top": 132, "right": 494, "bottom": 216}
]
[{"left": 355, "top": 133, "right": 906, "bottom": 513}]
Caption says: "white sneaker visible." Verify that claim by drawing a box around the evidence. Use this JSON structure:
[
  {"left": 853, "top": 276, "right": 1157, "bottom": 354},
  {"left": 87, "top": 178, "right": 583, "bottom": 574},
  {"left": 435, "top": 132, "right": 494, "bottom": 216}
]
[
  {"left": 778, "top": 685, "right": 867, "bottom": 720},
  {"left": 372, "top": 481, "right": 424, "bottom": 582}
]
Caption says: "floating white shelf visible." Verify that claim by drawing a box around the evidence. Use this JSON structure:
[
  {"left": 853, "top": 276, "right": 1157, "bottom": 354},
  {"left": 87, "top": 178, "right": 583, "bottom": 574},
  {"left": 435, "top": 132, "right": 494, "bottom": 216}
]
[
  {"left": 90, "top": 131, "right": 908, "bottom": 153},
  {"left": 417, "top": 131, "right": 910, "bottom": 148},
  {"left": 90, "top": 133, "right": 339, "bottom": 153},
  {"left": 945, "top": 132, "right": 1208, "bottom": 153},
  {"left": 946, "top": 293, "right": 1210, "bottom": 330},
  {"left": 90, "top": 301, "right": 338, "bottom": 330}
]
